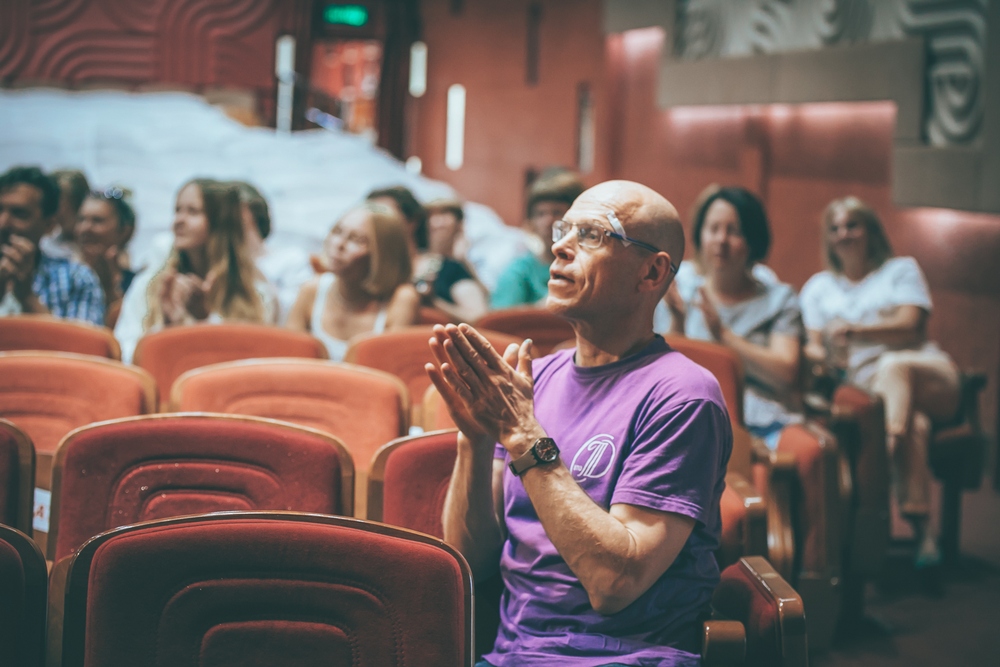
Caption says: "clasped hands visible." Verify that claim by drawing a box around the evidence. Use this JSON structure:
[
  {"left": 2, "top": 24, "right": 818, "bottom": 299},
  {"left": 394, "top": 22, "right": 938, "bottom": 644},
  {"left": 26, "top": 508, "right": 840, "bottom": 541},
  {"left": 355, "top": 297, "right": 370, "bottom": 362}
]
[
  {"left": 158, "top": 268, "right": 218, "bottom": 325},
  {"left": 425, "top": 324, "right": 542, "bottom": 457},
  {"left": 666, "top": 283, "right": 726, "bottom": 341}
]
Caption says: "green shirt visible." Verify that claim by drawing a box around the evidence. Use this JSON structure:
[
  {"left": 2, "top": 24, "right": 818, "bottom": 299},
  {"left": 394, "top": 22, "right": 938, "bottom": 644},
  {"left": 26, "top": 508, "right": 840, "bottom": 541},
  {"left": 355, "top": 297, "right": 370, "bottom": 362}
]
[{"left": 491, "top": 253, "right": 550, "bottom": 309}]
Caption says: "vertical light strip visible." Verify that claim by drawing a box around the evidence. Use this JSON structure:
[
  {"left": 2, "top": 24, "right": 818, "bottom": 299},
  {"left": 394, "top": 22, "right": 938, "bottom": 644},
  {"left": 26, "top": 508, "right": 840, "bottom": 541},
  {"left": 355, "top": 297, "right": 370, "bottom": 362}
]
[
  {"left": 274, "top": 35, "right": 296, "bottom": 134},
  {"left": 446, "top": 84, "right": 466, "bottom": 170},
  {"left": 409, "top": 41, "right": 427, "bottom": 97},
  {"left": 577, "top": 82, "right": 595, "bottom": 174}
]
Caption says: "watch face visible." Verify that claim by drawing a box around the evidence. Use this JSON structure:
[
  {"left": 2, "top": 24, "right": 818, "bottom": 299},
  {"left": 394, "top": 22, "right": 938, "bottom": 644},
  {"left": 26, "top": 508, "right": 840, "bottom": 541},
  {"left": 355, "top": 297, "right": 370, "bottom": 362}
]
[{"left": 534, "top": 438, "right": 559, "bottom": 463}]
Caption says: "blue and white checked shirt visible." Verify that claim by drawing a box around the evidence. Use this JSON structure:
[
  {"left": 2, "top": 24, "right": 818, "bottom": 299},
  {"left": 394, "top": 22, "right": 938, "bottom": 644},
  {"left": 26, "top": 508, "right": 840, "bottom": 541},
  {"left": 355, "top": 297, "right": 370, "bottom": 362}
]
[{"left": 15, "top": 252, "right": 105, "bottom": 325}]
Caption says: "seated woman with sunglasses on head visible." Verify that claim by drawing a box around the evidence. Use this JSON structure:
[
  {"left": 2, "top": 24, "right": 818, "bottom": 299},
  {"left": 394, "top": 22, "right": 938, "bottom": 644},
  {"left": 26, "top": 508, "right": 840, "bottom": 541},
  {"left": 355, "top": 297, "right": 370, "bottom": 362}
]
[
  {"left": 286, "top": 202, "right": 419, "bottom": 360},
  {"left": 115, "top": 178, "right": 278, "bottom": 362},
  {"left": 656, "top": 187, "right": 803, "bottom": 448},
  {"left": 74, "top": 186, "right": 137, "bottom": 327}
]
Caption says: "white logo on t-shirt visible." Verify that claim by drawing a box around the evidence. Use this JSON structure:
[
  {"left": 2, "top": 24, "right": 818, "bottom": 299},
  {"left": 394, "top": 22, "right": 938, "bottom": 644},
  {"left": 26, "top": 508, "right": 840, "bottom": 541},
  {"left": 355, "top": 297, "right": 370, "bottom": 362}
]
[{"left": 570, "top": 434, "right": 617, "bottom": 480}]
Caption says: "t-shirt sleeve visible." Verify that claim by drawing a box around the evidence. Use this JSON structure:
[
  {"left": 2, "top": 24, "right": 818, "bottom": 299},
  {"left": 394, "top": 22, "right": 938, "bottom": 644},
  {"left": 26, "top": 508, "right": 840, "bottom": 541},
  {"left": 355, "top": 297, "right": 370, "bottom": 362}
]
[
  {"left": 771, "top": 286, "right": 803, "bottom": 338},
  {"left": 611, "top": 398, "right": 731, "bottom": 526},
  {"left": 799, "top": 274, "right": 828, "bottom": 331},
  {"left": 885, "top": 257, "right": 933, "bottom": 312}
]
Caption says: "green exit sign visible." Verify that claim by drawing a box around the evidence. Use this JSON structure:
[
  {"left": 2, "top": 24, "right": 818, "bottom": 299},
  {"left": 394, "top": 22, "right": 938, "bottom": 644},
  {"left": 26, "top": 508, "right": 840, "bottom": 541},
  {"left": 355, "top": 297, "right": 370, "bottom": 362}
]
[{"left": 323, "top": 4, "right": 369, "bottom": 27}]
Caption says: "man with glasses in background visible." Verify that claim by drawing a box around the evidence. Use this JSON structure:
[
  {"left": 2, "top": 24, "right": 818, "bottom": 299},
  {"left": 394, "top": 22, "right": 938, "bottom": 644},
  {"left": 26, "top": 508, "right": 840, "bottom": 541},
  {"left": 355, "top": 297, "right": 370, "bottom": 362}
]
[
  {"left": 0, "top": 166, "right": 104, "bottom": 324},
  {"left": 427, "top": 180, "right": 732, "bottom": 667}
]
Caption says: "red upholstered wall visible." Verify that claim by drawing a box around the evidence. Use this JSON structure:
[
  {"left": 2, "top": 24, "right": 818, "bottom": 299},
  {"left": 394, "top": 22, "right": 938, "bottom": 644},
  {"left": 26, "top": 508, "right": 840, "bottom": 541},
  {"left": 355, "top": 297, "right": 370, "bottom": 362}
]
[
  {"left": 0, "top": 0, "right": 311, "bottom": 122},
  {"left": 412, "top": 4, "right": 1000, "bottom": 433}
]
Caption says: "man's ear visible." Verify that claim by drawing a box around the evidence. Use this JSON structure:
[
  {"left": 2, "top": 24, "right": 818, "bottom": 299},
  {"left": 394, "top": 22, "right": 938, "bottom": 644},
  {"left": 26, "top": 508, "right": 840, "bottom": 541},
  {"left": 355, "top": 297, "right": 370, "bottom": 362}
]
[{"left": 637, "top": 252, "right": 672, "bottom": 293}]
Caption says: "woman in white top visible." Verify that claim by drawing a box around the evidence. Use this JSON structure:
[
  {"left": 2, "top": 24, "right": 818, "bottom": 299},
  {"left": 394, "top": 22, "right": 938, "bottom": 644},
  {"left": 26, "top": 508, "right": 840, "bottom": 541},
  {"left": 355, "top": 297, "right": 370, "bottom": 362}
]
[
  {"left": 661, "top": 187, "right": 803, "bottom": 447},
  {"left": 800, "top": 196, "right": 959, "bottom": 567},
  {"left": 115, "top": 179, "right": 278, "bottom": 363},
  {"left": 286, "top": 202, "right": 419, "bottom": 360}
]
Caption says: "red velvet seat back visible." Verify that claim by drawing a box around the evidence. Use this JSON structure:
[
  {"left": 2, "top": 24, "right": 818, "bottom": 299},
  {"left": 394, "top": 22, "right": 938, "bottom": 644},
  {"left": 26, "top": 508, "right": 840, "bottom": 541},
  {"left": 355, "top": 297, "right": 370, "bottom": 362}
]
[
  {"left": 0, "top": 315, "right": 120, "bottom": 359},
  {"left": 718, "top": 484, "right": 747, "bottom": 569},
  {"left": 0, "top": 353, "right": 156, "bottom": 489},
  {"left": 170, "top": 359, "right": 408, "bottom": 475},
  {"left": 49, "top": 415, "right": 353, "bottom": 562},
  {"left": 345, "top": 327, "right": 522, "bottom": 422},
  {"left": 475, "top": 308, "right": 574, "bottom": 356},
  {"left": 368, "top": 430, "right": 458, "bottom": 538},
  {"left": 713, "top": 556, "right": 807, "bottom": 667},
  {"left": 0, "top": 420, "right": 34, "bottom": 534},
  {"left": 0, "top": 524, "right": 46, "bottom": 667},
  {"left": 133, "top": 324, "right": 327, "bottom": 408},
  {"left": 60, "top": 514, "right": 472, "bottom": 667},
  {"left": 663, "top": 335, "right": 745, "bottom": 426}
]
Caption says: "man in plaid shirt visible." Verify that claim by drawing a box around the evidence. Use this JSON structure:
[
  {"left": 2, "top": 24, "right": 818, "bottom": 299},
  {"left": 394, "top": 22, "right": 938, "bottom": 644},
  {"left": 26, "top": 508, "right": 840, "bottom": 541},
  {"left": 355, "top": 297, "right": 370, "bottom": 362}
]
[{"left": 0, "top": 166, "right": 104, "bottom": 325}]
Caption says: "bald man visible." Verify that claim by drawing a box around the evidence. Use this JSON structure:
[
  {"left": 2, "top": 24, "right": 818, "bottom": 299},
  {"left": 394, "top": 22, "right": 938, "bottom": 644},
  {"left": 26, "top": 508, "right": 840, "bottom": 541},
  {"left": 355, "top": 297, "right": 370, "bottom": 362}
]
[{"left": 428, "top": 181, "right": 732, "bottom": 667}]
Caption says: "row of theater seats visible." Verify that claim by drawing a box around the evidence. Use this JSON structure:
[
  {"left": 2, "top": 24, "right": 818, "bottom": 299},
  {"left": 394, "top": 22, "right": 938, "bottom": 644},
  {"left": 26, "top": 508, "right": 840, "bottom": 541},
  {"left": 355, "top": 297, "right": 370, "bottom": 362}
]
[
  {"left": 1, "top": 418, "right": 806, "bottom": 667},
  {"left": 0, "top": 311, "right": 987, "bottom": 659}
]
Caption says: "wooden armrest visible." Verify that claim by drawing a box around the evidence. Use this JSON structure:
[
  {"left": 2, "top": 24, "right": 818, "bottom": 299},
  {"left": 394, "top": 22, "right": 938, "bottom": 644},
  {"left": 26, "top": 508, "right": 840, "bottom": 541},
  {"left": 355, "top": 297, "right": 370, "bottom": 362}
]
[
  {"left": 725, "top": 472, "right": 768, "bottom": 559},
  {"left": 751, "top": 436, "right": 797, "bottom": 474},
  {"left": 46, "top": 556, "right": 72, "bottom": 667},
  {"left": 702, "top": 619, "right": 746, "bottom": 666}
]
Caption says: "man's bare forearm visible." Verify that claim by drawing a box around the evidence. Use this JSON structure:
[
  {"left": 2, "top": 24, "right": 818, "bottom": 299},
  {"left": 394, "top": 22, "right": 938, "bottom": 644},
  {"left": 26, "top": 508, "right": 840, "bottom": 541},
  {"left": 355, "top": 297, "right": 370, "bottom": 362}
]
[{"left": 442, "top": 435, "right": 504, "bottom": 578}]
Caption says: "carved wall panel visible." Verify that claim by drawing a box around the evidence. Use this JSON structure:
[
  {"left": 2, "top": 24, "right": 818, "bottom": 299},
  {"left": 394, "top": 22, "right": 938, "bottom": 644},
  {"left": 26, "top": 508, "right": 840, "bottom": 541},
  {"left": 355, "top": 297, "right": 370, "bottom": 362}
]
[
  {"left": 0, "top": 0, "right": 306, "bottom": 108},
  {"left": 676, "top": 0, "right": 990, "bottom": 146}
]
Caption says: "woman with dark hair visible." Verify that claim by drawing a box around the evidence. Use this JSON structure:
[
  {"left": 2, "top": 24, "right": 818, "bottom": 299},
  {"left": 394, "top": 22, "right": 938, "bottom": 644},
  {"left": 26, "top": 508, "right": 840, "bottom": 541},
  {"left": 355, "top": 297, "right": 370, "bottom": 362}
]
[
  {"left": 801, "top": 196, "right": 959, "bottom": 568},
  {"left": 42, "top": 169, "right": 90, "bottom": 258},
  {"left": 114, "top": 179, "right": 278, "bottom": 362},
  {"left": 663, "top": 186, "right": 803, "bottom": 446},
  {"left": 287, "top": 202, "right": 419, "bottom": 360},
  {"left": 367, "top": 185, "right": 487, "bottom": 322},
  {"left": 75, "top": 186, "right": 137, "bottom": 327}
]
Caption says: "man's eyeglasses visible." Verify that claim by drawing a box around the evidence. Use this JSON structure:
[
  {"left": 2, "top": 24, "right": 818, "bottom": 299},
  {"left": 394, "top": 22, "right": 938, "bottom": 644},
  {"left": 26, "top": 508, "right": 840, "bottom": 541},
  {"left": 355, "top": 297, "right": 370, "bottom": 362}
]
[{"left": 552, "top": 213, "right": 678, "bottom": 273}]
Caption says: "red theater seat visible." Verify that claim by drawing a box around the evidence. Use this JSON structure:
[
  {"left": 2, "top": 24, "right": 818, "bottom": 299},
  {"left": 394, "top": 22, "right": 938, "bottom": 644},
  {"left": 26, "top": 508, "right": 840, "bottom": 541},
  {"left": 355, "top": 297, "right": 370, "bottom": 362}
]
[
  {"left": 133, "top": 323, "right": 327, "bottom": 408},
  {"left": 0, "top": 524, "right": 46, "bottom": 667},
  {"left": 475, "top": 308, "right": 574, "bottom": 356},
  {"left": 0, "top": 352, "right": 156, "bottom": 489},
  {"left": 707, "top": 556, "right": 808, "bottom": 667},
  {"left": 367, "top": 429, "right": 458, "bottom": 537},
  {"left": 50, "top": 513, "right": 474, "bottom": 667},
  {"left": 345, "top": 326, "right": 521, "bottom": 425},
  {"left": 0, "top": 419, "right": 34, "bottom": 535},
  {"left": 0, "top": 315, "right": 120, "bottom": 359},
  {"left": 418, "top": 306, "right": 454, "bottom": 326},
  {"left": 169, "top": 358, "right": 408, "bottom": 518},
  {"left": 47, "top": 414, "right": 354, "bottom": 562}
]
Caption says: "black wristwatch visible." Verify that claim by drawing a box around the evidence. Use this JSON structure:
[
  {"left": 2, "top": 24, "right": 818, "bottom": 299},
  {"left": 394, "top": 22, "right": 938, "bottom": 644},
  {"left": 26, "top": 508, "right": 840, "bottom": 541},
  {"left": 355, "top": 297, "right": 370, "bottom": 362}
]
[{"left": 509, "top": 438, "right": 560, "bottom": 476}]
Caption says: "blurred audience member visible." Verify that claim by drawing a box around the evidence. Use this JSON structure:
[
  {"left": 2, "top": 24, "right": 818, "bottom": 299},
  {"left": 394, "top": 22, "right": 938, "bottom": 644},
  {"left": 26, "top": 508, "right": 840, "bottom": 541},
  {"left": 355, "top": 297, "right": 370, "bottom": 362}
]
[
  {"left": 491, "top": 170, "right": 585, "bottom": 309},
  {"left": 75, "top": 186, "right": 136, "bottom": 327},
  {"left": 287, "top": 202, "right": 419, "bottom": 360},
  {"left": 41, "top": 169, "right": 90, "bottom": 259},
  {"left": 233, "top": 181, "right": 312, "bottom": 324},
  {"left": 115, "top": 179, "right": 278, "bottom": 362},
  {"left": 368, "top": 186, "right": 487, "bottom": 323},
  {"left": 0, "top": 166, "right": 104, "bottom": 324},
  {"left": 420, "top": 198, "right": 489, "bottom": 322},
  {"left": 801, "top": 196, "right": 958, "bottom": 567},
  {"left": 662, "top": 187, "right": 802, "bottom": 446}
]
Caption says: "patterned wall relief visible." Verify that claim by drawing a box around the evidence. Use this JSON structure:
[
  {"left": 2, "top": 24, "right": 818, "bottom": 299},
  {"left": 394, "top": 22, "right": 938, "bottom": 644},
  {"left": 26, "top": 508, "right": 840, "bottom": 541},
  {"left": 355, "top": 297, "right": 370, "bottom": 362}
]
[
  {"left": 676, "top": 0, "right": 990, "bottom": 146},
  {"left": 0, "top": 0, "right": 301, "bottom": 98}
]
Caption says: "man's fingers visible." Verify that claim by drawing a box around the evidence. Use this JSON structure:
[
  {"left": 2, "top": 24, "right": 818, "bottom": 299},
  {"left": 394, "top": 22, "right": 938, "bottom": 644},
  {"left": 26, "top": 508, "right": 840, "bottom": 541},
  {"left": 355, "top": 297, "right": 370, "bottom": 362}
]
[
  {"left": 502, "top": 343, "right": 519, "bottom": 367},
  {"left": 517, "top": 339, "right": 534, "bottom": 376},
  {"left": 442, "top": 337, "right": 484, "bottom": 391},
  {"left": 459, "top": 324, "right": 506, "bottom": 370},
  {"left": 425, "top": 362, "right": 473, "bottom": 409}
]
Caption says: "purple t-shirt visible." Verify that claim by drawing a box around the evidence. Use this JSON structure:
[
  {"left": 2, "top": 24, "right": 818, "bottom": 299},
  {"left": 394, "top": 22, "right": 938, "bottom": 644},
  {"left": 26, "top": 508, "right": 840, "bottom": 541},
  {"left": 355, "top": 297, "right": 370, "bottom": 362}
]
[{"left": 484, "top": 337, "right": 732, "bottom": 667}]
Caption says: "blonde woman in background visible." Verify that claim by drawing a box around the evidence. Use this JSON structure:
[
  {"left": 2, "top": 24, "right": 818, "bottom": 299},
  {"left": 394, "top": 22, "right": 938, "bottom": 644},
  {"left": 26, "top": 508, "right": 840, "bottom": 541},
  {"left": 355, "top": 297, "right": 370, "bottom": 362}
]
[
  {"left": 800, "top": 196, "right": 960, "bottom": 570},
  {"left": 115, "top": 178, "right": 277, "bottom": 362},
  {"left": 286, "top": 202, "right": 419, "bottom": 360}
]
